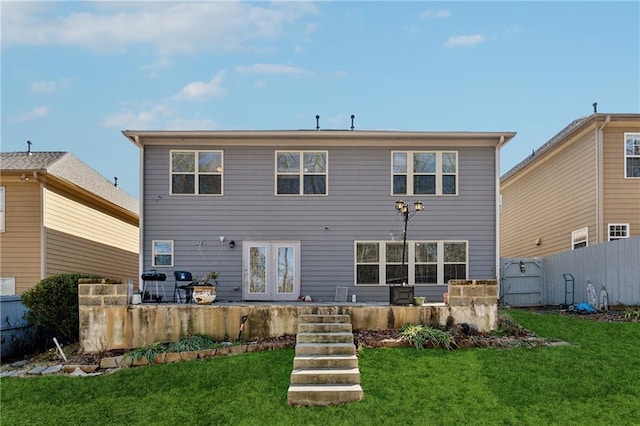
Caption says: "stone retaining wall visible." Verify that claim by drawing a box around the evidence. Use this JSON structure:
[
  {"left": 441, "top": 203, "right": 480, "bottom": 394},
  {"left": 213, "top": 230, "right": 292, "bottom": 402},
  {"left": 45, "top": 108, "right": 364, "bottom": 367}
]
[{"left": 78, "top": 280, "right": 498, "bottom": 353}]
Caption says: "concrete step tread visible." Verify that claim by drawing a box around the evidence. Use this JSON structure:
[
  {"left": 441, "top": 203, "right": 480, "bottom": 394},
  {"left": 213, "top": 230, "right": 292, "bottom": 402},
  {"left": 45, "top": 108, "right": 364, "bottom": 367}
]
[
  {"left": 293, "top": 355, "right": 358, "bottom": 361},
  {"left": 292, "top": 368, "right": 360, "bottom": 375},
  {"left": 288, "top": 384, "right": 363, "bottom": 392},
  {"left": 297, "top": 331, "right": 353, "bottom": 336}
]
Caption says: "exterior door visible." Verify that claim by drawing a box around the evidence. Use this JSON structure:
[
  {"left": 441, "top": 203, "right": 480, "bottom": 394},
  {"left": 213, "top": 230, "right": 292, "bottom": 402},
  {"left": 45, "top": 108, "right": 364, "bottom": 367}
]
[{"left": 243, "top": 241, "right": 300, "bottom": 301}]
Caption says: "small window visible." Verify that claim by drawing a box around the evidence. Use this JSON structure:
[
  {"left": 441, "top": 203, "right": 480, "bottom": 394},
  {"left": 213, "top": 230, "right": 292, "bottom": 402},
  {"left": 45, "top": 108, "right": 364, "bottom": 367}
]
[
  {"left": 392, "top": 151, "right": 457, "bottom": 196},
  {"left": 152, "top": 240, "right": 174, "bottom": 267},
  {"left": 625, "top": 133, "right": 640, "bottom": 178},
  {"left": 608, "top": 224, "right": 630, "bottom": 241},
  {"left": 0, "top": 187, "right": 5, "bottom": 233},
  {"left": 571, "top": 227, "right": 588, "bottom": 250},
  {"left": 170, "top": 150, "right": 223, "bottom": 195},
  {"left": 276, "top": 151, "right": 328, "bottom": 195}
]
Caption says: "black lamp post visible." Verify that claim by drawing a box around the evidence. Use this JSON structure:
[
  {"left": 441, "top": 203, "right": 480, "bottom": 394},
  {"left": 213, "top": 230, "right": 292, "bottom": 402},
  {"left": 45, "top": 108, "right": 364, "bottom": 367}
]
[{"left": 390, "top": 200, "right": 424, "bottom": 304}]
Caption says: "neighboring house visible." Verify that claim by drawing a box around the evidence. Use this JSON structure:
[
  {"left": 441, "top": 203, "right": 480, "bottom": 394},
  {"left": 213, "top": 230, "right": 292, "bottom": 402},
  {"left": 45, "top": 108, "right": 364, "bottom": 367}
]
[
  {"left": 500, "top": 113, "right": 640, "bottom": 258},
  {"left": 123, "top": 129, "right": 515, "bottom": 302},
  {"left": 0, "top": 151, "right": 139, "bottom": 295}
]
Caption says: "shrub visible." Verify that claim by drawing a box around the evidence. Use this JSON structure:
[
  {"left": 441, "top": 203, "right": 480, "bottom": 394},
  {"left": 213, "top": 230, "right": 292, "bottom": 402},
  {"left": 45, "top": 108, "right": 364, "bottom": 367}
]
[
  {"left": 21, "top": 273, "right": 101, "bottom": 342},
  {"left": 400, "top": 323, "right": 454, "bottom": 350}
]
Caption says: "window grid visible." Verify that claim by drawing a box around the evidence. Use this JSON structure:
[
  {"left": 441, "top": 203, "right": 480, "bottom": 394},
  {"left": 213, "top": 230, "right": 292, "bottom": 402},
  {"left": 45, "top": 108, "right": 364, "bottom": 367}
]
[
  {"left": 152, "top": 240, "right": 174, "bottom": 267},
  {"left": 624, "top": 133, "right": 640, "bottom": 178},
  {"left": 275, "top": 151, "right": 328, "bottom": 196},
  {"left": 392, "top": 151, "right": 458, "bottom": 196},
  {"left": 608, "top": 223, "right": 630, "bottom": 241},
  {"left": 170, "top": 150, "right": 223, "bottom": 195}
]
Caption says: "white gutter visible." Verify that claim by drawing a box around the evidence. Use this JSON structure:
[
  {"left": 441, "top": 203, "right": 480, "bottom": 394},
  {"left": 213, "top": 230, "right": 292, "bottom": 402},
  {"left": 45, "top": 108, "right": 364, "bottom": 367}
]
[
  {"left": 135, "top": 135, "right": 144, "bottom": 291},
  {"left": 595, "top": 116, "right": 611, "bottom": 244},
  {"left": 496, "top": 136, "right": 505, "bottom": 291}
]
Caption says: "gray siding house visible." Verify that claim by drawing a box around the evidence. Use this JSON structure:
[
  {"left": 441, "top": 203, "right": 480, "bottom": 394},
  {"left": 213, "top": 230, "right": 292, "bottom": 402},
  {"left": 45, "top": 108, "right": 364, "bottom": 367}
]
[{"left": 123, "top": 129, "right": 515, "bottom": 303}]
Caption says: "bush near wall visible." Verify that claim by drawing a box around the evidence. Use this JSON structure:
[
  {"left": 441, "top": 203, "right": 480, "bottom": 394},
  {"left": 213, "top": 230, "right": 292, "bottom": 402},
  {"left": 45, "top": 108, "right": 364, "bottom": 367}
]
[{"left": 21, "top": 273, "right": 102, "bottom": 343}]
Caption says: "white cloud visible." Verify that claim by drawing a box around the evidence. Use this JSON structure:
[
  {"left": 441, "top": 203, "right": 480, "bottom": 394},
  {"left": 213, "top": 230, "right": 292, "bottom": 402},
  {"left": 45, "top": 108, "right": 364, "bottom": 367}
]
[
  {"left": 102, "top": 103, "right": 172, "bottom": 129},
  {"left": 420, "top": 10, "right": 451, "bottom": 19},
  {"left": 445, "top": 34, "right": 486, "bottom": 48},
  {"left": 30, "top": 78, "right": 71, "bottom": 93},
  {"left": 9, "top": 106, "right": 50, "bottom": 122},
  {"left": 236, "top": 63, "right": 305, "bottom": 75},
  {"left": 174, "top": 72, "right": 226, "bottom": 102},
  {"left": 2, "top": 2, "right": 319, "bottom": 55}
]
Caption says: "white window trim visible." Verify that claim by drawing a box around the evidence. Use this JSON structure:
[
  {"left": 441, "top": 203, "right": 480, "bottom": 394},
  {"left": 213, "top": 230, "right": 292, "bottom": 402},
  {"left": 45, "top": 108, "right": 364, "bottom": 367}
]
[
  {"left": 624, "top": 132, "right": 640, "bottom": 179},
  {"left": 170, "top": 150, "right": 224, "bottom": 196},
  {"left": 274, "top": 150, "right": 329, "bottom": 196},
  {"left": 152, "top": 240, "right": 174, "bottom": 267},
  {"left": 391, "top": 151, "right": 458, "bottom": 196},
  {"left": 571, "top": 227, "right": 588, "bottom": 250},
  {"left": 0, "top": 187, "right": 5, "bottom": 233},
  {"left": 608, "top": 223, "right": 630, "bottom": 241},
  {"left": 354, "top": 240, "right": 468, "bottom": 286}
]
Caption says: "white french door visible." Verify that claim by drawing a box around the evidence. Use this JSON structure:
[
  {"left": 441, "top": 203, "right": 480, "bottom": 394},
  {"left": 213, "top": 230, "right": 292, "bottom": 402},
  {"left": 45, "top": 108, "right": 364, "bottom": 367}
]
[{"left": 242, "top": 241, "right": 300, "bottom": 301}]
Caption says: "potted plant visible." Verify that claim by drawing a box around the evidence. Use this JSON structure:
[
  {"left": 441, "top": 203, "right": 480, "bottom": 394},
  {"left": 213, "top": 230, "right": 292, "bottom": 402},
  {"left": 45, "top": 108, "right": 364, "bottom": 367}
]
[{"left": 192, "top": 271, "right": 218, "bottom": 304}]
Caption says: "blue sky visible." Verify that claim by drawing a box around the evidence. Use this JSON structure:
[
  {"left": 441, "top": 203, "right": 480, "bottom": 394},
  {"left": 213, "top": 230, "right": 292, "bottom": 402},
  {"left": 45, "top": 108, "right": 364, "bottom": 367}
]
[{"left": 2, "top": 1, "right": 639, "bottom": 199}]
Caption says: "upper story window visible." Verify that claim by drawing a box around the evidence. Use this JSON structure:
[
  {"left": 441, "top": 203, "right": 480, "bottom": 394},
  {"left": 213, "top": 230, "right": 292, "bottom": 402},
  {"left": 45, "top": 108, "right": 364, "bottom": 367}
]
[
  {"left": 355, "top": 240, "right": 467, "bottom": 285},
  {"left": 392, "top": 151, "right": 457, "bottom": 196},
  {"left": 608, "top": 223, "right": 630, "bottom": 241},
  {"left": 152, "top": 240, "right": 174, "bottom": 267},
  {"left": 171, "top": 150, "right": 223, "bottom": 195},
  {"left": 276, "top": 151, "right": 328, "bottom": 195},
  {"left": 625, "top": 133, "right": 640, "bottom": 178},
  {"left": 571, "top": 227, "right": 588, "bottom": 250},
  {"left": 0, "top": 187, "right": 5, "bottom": 233}
]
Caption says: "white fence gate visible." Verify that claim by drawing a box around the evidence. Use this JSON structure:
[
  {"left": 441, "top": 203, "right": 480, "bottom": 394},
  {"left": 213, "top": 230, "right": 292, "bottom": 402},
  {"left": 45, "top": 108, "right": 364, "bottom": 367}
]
[{"left": 500, "top": 258, "right": 544, "bottom": 307}]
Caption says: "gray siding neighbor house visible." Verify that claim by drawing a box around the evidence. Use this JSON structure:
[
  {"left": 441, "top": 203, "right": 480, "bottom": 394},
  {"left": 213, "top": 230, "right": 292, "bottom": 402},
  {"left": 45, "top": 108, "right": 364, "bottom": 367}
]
[{"left": 123, "top": 129, "right": 515, "bottom": 303}]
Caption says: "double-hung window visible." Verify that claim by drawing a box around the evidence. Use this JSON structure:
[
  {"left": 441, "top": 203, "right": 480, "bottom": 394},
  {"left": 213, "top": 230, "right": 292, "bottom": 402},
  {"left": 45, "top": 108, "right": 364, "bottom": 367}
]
[
  {"left": 625, "top": 133, "right": 640, "bottom": 178},
  {"left": 276, "top": 151, "right": 328, "bottom": 195},
  {"left": 608, "top": 224, "right": 630, "bottom": 241},
  {"left": 170, "top": 150, "right": 223, "bottom": 195},
  {"left": 571, "top": 227, "right": 588, "bottom": 250},
  {"left": 392, "top": 151, "right": 457, "bottom": 195},
  {"left": 152, "top": 240, "right": 174, "bottom": 267},
  {"left": 355, "top": 240, "right": 467, "bottom": 285}
]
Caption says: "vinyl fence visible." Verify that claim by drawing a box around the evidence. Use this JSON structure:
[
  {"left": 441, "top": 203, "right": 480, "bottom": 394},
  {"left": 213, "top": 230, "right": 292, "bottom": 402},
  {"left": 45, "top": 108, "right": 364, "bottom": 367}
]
[
  {"left": 0, "top": 295, "right": 34, "bottom": 359},
  {"left": 501, "top": 237, "right": 640, "bottom": 307}
]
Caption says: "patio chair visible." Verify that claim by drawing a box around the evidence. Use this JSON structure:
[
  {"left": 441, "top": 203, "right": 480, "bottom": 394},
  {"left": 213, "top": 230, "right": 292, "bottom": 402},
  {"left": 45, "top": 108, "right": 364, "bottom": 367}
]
[{"left": 174, "top": 271, "right": 195, "bottom": 303}]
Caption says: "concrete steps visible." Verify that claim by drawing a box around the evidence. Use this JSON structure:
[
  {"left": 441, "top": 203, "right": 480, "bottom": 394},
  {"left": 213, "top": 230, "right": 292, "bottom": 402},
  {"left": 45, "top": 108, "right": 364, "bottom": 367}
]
[{"left": 287, "top": 314, "right": 363, "bottom": 406}]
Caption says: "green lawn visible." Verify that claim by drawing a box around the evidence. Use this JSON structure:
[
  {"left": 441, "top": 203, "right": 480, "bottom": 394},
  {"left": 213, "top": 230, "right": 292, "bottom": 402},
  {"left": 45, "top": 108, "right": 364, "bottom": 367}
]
[{"left": 2, "top": 310, "right": 639, "bottom": 425}]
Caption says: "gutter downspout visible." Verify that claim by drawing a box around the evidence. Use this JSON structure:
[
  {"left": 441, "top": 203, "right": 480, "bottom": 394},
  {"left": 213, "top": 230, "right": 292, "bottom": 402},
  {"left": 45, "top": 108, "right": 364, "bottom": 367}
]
[
  {"left": 135, "top": 135, "right": 144, "bottom": 291},
  {"left": 596, "top": 116, "right": 611, "bottom": 244},
  {"left": 496, "top": 136, "right": 505, "bottom": 294}
]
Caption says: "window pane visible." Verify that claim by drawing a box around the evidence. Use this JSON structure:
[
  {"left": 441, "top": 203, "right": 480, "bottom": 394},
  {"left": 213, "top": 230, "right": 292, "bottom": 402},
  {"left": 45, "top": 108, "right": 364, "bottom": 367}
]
[
  {"left": 357, "top": 265, "right": 379, "bottom": 284},
  {"left": 303, "top": 175, "right": 326, "bottom": 194},
  {"left": 393, "top": 175, "right": 407, "bottom": 194},
  {"left": 386, "top": 265, "right": 407, "bottom": 285},
  {"left": 626, "top": 134, "right": 640, "bottom": 155},
  {"left": 386, "top": 242, "right": 405, "bottom": 263},
  {"left": 357, "top": 243, "right": 379, "bottom": 263},
  {"left": 154, "top": 254, "right": 172, "bottom": 266},
  {"left": 277, "top": 176, "right": 300, "bottom": 194},
  {"left": 415, "top": 242, "right": 437, "bottom": 262},
  {"left": 444, "top": 242, "right": 466, "bottom": 262},
  {"left": 414, "top": 175, "right": 435, "bottom": 194},
  {"left": 303, "top": 152, "right": 326, "bottom": 173},
  {"left": 199, "top": 175, "right": 222, "bottom": 194},
  {"left": 277, "top": 247, "right": 294, "bottom": 294},
  {"left": 393, "top": 153, "right": 407, "bottom": 173},
  {"left": 443, "top": 175, "right": 456, "bottom": 194},
  {"left": 277, "top": 153, "right": 300, "bottom": 172},
  {"left": 172, "top": 175, "right": 195, "bottom": 194},
  {"left": 627, "top": 157, "right": 640, "bottom": 177},
  {"left": 442, "top": 153, "right": 457, "bottom": 173},
  {"left": 154, "top": 241, "right": 172, "bottom": 254},
  {"left": 249, "top": 247, "right": 266, "bottom": 293},
  {"left": 199, "top": 152, "right": 222, "bottom": 173},
  {"left": 172, "top": 152, "right": 195, "bottom": 172},
  {"left": 415, "top": 265, "right": 437, "bottom": 284},
  {"left": 414, "top": 153, "right": 436, "bottom": 173},
  {"left": 444, "top": 264, "right": 466, "bottom": 282}
]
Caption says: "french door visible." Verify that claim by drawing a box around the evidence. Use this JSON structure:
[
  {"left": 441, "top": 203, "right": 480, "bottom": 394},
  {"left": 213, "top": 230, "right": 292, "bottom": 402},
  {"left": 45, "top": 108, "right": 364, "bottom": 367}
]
[{"left": 242, "top": 241, "right": 300, "bottom": 301}]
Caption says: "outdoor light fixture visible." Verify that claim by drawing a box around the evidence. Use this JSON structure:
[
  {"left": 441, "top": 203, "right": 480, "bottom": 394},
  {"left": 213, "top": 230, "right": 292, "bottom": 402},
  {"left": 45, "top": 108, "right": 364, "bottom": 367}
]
[{"left": 391, "top": 200, "right": 424, "bottom": 305}]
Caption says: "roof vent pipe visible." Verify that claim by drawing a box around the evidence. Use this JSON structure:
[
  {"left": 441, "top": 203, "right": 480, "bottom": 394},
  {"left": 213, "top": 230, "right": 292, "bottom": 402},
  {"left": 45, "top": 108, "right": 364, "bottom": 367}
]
[
  {"left": 316, "top": 115, "right": 320, "bottom": 130},
  {"left": 350, "top": 114, "right": 355, "bottom": 131},
  {"left": 593, "top": 102, "right": 598, "bottom": 113},
  {"left": 27, "top": 140, "right": 33, "bottom": 155},
  {"left": 114, "top": 177, "right": 118, "bottom": 188}
]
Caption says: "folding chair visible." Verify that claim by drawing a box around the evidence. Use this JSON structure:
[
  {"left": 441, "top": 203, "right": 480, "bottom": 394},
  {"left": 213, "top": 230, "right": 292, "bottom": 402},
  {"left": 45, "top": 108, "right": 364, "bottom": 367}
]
[{"left": 174, "top": 271, "right": 195, "bottom": 303}]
